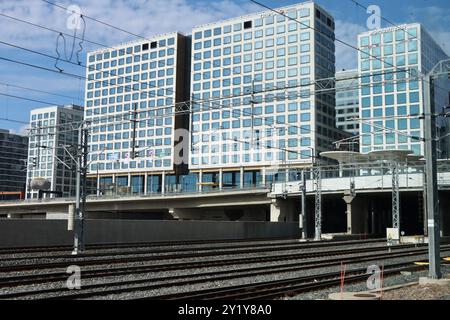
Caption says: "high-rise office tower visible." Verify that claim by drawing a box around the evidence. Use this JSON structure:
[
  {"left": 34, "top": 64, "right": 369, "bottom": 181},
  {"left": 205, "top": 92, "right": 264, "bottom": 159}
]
[
  {"left": 358, "top": 23, "right": 450, "bottom": 156},
  {"left": 189, "top": 2, "right": 342, "bottom": 189},
  {"left": 0, "top": 129, "right": 28, "bottom": 196},
  {"left": 26, "top": 105, "right": 83, "bottom": 199},
  {"left": 84, "top": 33, "right": 191, "bottom": 195},
  {"left": 335, "top": 69, "right": 360, "bottom": 136}
]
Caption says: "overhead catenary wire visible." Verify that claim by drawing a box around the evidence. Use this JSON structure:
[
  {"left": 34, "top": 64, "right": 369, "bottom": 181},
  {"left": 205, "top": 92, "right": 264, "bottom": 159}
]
[
  {"left": 40, "top": 0, "right": 154, "bottom": 42},
  {"left": 23, "top": 70, "right": 424, "bottom": 141},
  {"left": 0, "top": 12, "right": 180, "bottom": 97},
  {"left": 250, "top": 0, "right": 448, "bottom": 95},
  {"left": 0, "top": 5, "right": 432, "bottom": 159},
  {"left": 0, "top": 80, "right": 84, "bottom": 102},
  {"left": 0, "top": 28, "right": 426, "bottom": 141}
]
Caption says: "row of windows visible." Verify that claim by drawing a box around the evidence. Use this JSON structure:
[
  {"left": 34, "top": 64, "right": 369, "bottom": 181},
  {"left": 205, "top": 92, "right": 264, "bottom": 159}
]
[
  {"left": 193, "top": 43, "right": 312, "bottom": 62},
  {"left": 193, "top": 8, "right": 313, "bottom": 40},
  {"left": 360, "top": 28, "right": 419, "bottom": 47},
  {"left": 88, "top": 67, "right": 175, "bottom": 81},
  {"left": 88, "top": 49, "right": 175, "bottom": 71},
  {"left": 361, "top": 53, "right": 419, "bottom": 71},
  {"left": 361, "top": 106, "right": 420, "bottom": 120},
  {"left": 89, "top": 38, "right": 176, "bottom": 62},
  {"left": 193, "top": 30, "right": 311, "bottom": 52},
  {"left": 194, "top": 39, "right": 312, "bottom": 59},
  {"left": 193, "top": 53, "right": 311, "bottom": 74},
  {"left": 191, "top": 151, "right": 313, "bottom": 165},
  {"left": 87, "top": 84, "right": 174, "bottom": 99},
  {"left": 192, "top": 137, "right": 312, "bottom": 152},
  {"left": 362, "top": 134, "right": 422, "bottom": 147},
  {"left": 192, "top": 103, "right": 312, "bottom": 122},
  {"left": 192, "top": 125, "right": 312, "bottom": 142},
  {"left": 91, "top": 159, "right": 172, "bottom": 171},
  {"left": 193, "top": 59, "right": 311, "bottom": 81},
  {"left": 360, "top": 40, "right": 418, "bottom": 59},
  {"left": 191, "top": 114, "right": 311, "bottom": 131},
  {"left": 87, "top": 76, "right": 174, "bottom": 91},
  {"left": 361, "top": 91, "right": 420, "bottom": 108},
  {"left": 87, "top": 97, "right": 173, "bottom": 109},
  {"left": 89, "top": 59, "right": 176, "bottom": 76}
]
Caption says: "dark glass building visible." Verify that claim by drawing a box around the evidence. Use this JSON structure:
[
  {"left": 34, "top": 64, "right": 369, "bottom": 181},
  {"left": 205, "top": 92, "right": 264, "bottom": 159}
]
[{"left": 0, "top": 129, "right": 28, "bottom": 195}]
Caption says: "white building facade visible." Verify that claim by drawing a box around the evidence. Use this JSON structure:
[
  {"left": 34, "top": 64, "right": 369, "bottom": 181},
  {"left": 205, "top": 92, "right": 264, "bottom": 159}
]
[
  {"left": 335, "top": 69, "right": 360, "bottom": 136},
  {"left": 358, "top": 24, "right": 450, "bottom": 156},
  {"left": 189, "top": 2, "right": 343, "bottom": 187},
  {"left": 84, "top": 33, "right": 191, "bottom": 195},
  {"left": 26, "top": 105, "right": 83, "bottom": 199}
]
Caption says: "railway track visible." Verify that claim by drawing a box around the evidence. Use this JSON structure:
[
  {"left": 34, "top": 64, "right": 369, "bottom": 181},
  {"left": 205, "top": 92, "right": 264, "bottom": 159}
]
[
  {"left": 1, "top": 237, "right": 374, "bottom": 255},
  {"left": 144, "top": 262, "right": 428, "bottom": 300},
  {"left": 0, "top": 238, "right": 384, "bottom": 259},
  {"left": 0, "top": 239, "right": 389, "bottom": 267},
  {"left": 0, "top": 242, "right": 425, "bottom": 273},
  {"left": 2, "top": 245, "right": 449, "bottom": 300}
]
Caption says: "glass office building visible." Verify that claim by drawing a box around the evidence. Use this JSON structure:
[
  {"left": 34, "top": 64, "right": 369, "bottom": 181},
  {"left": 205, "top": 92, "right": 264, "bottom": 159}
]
[
  {"left": 84, "top": 33, "right": 191, "bottom": 195},
  {"left": 358, "top": 24, "right": 450, "bottom": 156},
  {"left": 335, "top": 69, "right": 360, "bottom": 136},
  {"left": 26, "top": 105, "right": 83, "bottom": 199},
  {"left": 189, "top": 2, "right": 342, "bottom": 188},
  {"left": 0, "top": 129, "right": 28, "bottom": 194}
]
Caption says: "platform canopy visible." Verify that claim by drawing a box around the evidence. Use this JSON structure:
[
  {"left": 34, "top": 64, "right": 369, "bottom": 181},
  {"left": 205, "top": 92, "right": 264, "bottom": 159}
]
[
  {"left": 319, "top": 151, "right": 370, "bottom": 164},
  {"left": 320, "top": 150, "right": 422, "bottom": 165},
  {"left": 367, "top": 150, "right": 415, "bottom": 162}
]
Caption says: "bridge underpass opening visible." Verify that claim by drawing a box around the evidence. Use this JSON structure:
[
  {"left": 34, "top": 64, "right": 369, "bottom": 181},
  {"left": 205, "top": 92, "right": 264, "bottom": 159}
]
[
  {"left": 85, "top": 205, "right": 270, "bottom": 222},
  {"left": 321, "top": 195, "right": 347, "bottom": 234},
  {"left": 301, "top": 192, "right": 424, "bottom": 237}
]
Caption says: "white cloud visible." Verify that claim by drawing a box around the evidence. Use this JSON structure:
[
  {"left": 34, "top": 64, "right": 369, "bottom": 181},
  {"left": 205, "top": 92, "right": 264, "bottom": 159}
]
[
  {"left": 0, "top": 0, "right": 257, "bottom": 52},
  {"left": 9, "top": 124, "right": 30, "bottom": 136},
  {"left": 334, "top": 20, "right": 366, "bottom": 71},
  {"left": 404, "top": 4, "right": 450, "bottom": 56}
]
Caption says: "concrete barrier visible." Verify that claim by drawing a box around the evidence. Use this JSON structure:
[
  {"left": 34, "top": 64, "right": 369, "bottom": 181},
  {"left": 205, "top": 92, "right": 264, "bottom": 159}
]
[{"left": 0, "top": 219, "right": 301, "bottom": 248}]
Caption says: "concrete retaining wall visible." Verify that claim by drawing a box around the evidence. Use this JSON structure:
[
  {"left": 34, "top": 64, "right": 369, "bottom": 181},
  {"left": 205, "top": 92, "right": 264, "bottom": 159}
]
[{"left": 0, "top": 219, "right": 301, "bottom": 248}]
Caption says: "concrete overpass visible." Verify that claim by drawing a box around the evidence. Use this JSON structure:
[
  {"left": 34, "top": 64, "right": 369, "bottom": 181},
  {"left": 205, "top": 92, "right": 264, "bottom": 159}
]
[
  {"left": 0, "top": 188, "right": 272, "bottom": 221},
  {"left": 269, "top": 168, "right": 450, "bottom": 237},
  {"left": 1, "top": 166, "right": 450, "bottom": 237}
]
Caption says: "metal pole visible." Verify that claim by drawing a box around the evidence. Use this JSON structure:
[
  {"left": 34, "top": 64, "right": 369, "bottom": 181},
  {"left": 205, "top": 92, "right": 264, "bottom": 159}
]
[
  {"left": 80, "top": 128, "right": 88, "bottom": 249},
  {"left": 250, "top": 80, "right": 255, "bottom": 150},
  {"left": 72, "top": 125, "right": 83, "bottom": 255},
  {"left": 131, "top": 102, "right": 138, "bottom": 159},
  {"left": 314, "top": 165, "right": 322, "bottom": 241},
  {"left": 391, "top": 161, "right": 400, "bottom": 231},
  {"left": 424, "top": 75, "right": 442, "bottom": 279},
  {"left": 300, "top": 169, "right": 307, "bottom": 239}
]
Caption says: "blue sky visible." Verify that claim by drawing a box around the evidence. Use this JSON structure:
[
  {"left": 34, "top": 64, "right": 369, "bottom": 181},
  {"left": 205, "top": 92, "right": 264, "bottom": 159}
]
[{"left": 1, "top": 0, "right": 450, "bottom": 134}]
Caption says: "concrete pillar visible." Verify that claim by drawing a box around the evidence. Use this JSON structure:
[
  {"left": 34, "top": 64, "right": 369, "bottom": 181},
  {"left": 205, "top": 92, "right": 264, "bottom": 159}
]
[
  {"left": 343, "top": 195, "right": 355, "bottom": 235},
  {"left": 144, "top": 174, "right": 148, "bottom": 195},
  {"left": 68, "top": 204, "right": 75, "bottom": 231},
  {"left": 343, "top": 194, "right": 369, "bottom": 235},
  {"left": 96, "top": 174, "right": 101, "bottom": 196},
  {"left": 240, "top": 167, "right": 244, "bottom": 189},
  {"left": 270, "top": 199, "right": 282, "bottom": 222},
  {"left": 161, "top": 172, "right": 166, "bottom": 195},
  {"left": 199, "top": 170, "right": 203, "bottom": 193},
  {"left": 219, "top": 168, "right": 223, "bottom": 191},
  {"left": 261, "top": 167, "right": 266, "bottom": 187},
  {"left": 270, "top": 198, "right": 296, "bottom": 222}
]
